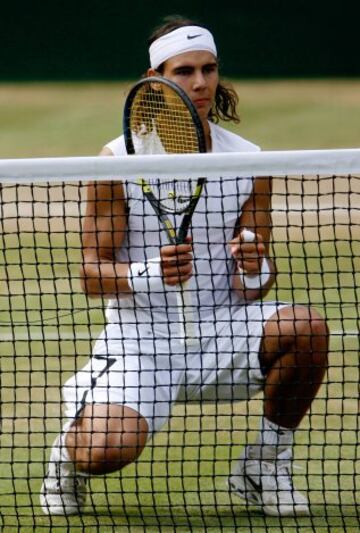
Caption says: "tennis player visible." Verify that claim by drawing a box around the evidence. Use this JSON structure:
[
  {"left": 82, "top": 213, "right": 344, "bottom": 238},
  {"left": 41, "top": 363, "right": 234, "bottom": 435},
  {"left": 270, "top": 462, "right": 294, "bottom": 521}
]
[{"left": 40, "top": 16, "right": 328, "bottom": 517}]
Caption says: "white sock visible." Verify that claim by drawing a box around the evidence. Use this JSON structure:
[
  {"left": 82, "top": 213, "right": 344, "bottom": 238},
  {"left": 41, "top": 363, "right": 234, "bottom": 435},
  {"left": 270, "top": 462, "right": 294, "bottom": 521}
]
[
  {"left": 58, "top": 432, "right": 71, "bottom": 463},
  {"left": 57, "top": 421, "right": 73, "bottom": 462},
  {"left": 58, "top": 424, "right": 89, "bottom": 477},
  {"left": 248, "top": 417, "right": 295, "bottom": 460}
]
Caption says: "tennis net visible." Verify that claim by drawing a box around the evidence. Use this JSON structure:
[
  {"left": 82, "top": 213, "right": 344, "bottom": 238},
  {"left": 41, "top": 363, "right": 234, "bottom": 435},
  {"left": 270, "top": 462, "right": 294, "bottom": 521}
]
[{"left": 0, "top": 149, "right": 359, "bottom": 530}]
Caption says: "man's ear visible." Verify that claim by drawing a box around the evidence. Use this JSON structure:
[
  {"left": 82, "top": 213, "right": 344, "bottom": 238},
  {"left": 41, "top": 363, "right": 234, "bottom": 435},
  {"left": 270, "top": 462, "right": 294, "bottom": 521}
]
[{"left": 147, "top": 67, "right": 158, "bottom": 77}]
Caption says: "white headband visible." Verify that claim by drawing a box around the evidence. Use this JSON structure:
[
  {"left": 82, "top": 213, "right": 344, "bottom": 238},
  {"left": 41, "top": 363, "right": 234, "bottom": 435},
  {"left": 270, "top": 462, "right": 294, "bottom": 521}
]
[{"left": 149, "top": 26, "right": 217, "bottom": 69}]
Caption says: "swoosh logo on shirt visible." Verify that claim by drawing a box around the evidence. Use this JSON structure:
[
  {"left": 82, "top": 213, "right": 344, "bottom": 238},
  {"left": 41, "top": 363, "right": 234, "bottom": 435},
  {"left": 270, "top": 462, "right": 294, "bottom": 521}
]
[
  {"left": 187, "top": 34, "right": 202, "bottom": 40},
  {"left": 138, "top": 266, "right": 149, "bottom": 276}
]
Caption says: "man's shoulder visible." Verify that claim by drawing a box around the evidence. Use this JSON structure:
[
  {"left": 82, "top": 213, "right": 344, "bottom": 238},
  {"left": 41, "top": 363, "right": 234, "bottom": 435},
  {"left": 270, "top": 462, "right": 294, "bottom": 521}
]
[
  {"left": 210, "top": 122, "right": 261, "bottom": 153},
  {"left": 103, "top": 127, "right": 260, "bottom": 155},
  {"left": 103, "top": 135, "right": 127, "bottom": 156}
]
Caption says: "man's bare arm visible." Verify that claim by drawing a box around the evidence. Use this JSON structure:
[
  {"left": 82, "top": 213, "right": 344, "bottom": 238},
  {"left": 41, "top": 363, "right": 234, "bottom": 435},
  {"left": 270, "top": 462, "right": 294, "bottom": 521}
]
[
  {"left": 229, "top": 177, "right": 276, "bottom": 299},
  {"left": 80, "top": 148, "right": 131, "bottom": 297}
]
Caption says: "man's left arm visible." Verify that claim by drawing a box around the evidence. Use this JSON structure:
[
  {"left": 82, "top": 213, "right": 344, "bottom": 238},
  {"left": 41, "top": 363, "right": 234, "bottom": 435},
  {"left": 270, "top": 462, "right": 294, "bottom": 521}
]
[{"left": 229, "top": 176, "right": 276, "bottom": 300}]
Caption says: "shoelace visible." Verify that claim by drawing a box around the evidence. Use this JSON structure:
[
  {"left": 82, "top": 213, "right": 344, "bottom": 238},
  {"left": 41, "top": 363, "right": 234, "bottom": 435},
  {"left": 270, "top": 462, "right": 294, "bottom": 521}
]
[
  {"left": 263, "top": 461, "right": 303, "bottom": 491},
  {"left": 53, "top": 461, "right": 79, "bottom": 492},
  {"left": 274, "top": 463, "right": 293, "bottom": 491}
]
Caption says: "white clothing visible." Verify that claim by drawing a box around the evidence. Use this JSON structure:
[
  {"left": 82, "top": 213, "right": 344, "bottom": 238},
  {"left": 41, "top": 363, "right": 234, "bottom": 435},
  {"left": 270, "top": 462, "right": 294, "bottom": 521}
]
[
  {"left": 62, "top": 122, "right": 284, "bottom": 434},
  {"left": 105, "top": 122, "right": 260, "bottom": 331},
  {"left": 64, "top": 302, "right": 288, "bottom": 434},
  {"left": 148, "top": 26, "right": 217, "bottom": 70},
  {"left": 105, "top": 121, "right": 260, "bottom": 156}
]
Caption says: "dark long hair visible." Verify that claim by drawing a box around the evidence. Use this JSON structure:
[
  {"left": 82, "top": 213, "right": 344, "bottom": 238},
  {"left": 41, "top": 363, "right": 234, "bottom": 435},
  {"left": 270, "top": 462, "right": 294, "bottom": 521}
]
[{"left": 148, "top": 16, "right": 240, "bottom": 124}]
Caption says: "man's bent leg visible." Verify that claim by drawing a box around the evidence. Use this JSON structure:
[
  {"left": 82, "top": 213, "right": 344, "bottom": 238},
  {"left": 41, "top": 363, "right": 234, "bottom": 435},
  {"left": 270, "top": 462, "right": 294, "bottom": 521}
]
[
  {"left": 229, "top": 305, "right": 329, "bottom": 516},
  {"left": 260, "top": 305, "right": 328, "bottom": 429},
  {"left": 41, "top": 404, "right": 148, "bottom": 515},
  {"left": 67, "top": 403, "right": 149, "bottom": 475}
]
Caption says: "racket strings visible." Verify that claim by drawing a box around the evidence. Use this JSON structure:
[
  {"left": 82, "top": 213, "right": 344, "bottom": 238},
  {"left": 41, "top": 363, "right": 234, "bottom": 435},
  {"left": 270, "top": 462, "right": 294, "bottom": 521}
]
[{"left": 130, "top": 82, "right": 200, "bottom": 154}]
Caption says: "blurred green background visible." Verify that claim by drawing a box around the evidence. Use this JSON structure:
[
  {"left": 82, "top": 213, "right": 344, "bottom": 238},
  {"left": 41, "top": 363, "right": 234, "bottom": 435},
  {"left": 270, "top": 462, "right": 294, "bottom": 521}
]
[
  {"left": 1, "top": 1, "right": 359, "bottom": 80},
  {"left": 0, "top": 79, "right": 359, "bottom": 158},
  {"left": 1, "top": 1, "right": 359, "bottom": 158},
  {"left": 0, "top": 3, "right": 359, "bottom": 530}
]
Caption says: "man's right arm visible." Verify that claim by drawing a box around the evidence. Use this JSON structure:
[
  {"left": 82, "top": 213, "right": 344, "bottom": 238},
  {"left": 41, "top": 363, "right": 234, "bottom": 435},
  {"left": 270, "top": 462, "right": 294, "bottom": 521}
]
[{"left": 80, "top": 147, "right": 131, "bottom": 298}]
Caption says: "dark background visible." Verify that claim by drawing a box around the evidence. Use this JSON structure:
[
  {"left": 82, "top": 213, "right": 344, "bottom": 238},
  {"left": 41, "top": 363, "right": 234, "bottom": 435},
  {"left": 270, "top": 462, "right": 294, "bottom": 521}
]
[{"left": 1, "top": 0, "right": 358, "bottom": 80}]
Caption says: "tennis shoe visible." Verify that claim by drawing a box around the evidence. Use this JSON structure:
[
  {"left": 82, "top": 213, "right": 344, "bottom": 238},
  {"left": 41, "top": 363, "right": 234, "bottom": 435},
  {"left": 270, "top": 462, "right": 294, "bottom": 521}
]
[
  {"left": 40, "top": 434, "right": 87, "bottom": 515},
  {"left": 228, "top": 447, "right": 309, "bottom": 516}
]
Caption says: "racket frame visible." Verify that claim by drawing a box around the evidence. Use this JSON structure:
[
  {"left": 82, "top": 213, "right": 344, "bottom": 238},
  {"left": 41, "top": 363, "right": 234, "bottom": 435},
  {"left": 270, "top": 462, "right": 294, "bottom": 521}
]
[
  {"left": 123, "top": 77, "right": 207, "bottom": 346},
  {"left": 123, "top": 76, "right": 206, "bottom": 155}
]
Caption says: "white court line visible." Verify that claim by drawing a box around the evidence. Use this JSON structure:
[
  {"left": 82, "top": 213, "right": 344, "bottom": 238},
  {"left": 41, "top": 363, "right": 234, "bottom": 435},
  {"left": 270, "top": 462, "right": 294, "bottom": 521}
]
[
  {"left": 0, "top": 330, "right": 357, "bottom": 342},
  {"left": 0, "top": 331, "right": 95, "bottom": 341}
]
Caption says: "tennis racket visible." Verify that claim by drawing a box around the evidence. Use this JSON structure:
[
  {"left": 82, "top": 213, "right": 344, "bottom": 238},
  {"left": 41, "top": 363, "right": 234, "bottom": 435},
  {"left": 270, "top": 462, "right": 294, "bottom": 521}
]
[{"left": 123, "top": 76, "right": 207, "bottom": 346}]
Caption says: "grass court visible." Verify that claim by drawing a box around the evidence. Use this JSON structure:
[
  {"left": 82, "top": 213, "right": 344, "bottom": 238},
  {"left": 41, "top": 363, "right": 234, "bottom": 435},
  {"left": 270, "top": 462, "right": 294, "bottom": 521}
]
[{"left": 0, "top": 80, "right": 359, "bottom": 530}]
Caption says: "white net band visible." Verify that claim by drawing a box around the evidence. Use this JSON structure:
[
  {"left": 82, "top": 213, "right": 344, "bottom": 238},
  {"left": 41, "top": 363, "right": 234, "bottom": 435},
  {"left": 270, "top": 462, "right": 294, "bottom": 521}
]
[{"left": 1, "top": 148, "right": 360, "bottom": 182}]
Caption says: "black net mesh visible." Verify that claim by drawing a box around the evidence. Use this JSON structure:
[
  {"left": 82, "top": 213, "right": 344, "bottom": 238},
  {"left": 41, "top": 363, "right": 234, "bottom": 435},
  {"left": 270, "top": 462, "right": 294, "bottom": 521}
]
[{"left": 0, "top": 169, "right": 359, "bottom": 530}]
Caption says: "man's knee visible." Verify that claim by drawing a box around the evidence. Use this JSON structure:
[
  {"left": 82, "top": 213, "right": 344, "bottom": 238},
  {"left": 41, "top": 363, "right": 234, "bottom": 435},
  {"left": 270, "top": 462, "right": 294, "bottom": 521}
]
[
  {"left": 67, "top": 404, "right": 148, "bottom": 475},
  {"left": 261, "top": 305, "right": 329, "bottom": 369},
  {"left": 79, "top": 430, "right": 147, "bottom": 474},
  {"left": 292, "top": 308, "right": 329, "bottom": 368}
]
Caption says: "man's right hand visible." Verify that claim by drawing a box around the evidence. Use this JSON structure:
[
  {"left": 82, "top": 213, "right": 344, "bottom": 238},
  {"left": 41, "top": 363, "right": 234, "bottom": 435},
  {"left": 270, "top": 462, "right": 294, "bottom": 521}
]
[{"left": 160, "top": 237, "right": 193, "bottom": 286}]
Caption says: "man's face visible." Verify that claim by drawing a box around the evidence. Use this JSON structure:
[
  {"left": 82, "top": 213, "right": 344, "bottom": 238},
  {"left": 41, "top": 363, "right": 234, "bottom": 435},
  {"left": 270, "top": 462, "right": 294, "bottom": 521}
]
[{"left": 153, "top": 51, "right": 219, "bottom": 124}]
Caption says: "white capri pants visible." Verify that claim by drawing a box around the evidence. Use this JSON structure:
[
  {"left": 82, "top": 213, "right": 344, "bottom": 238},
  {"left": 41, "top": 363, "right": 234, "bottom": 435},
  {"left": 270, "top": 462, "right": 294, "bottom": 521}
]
[{"left": 63, "top": 302, "right": 288, "bottom": 434}]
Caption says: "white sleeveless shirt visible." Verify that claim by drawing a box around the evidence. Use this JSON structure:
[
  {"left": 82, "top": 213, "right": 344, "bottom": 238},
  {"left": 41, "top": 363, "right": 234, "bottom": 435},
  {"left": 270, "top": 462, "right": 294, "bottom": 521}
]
[{"left": 104, "top": 122, "right": 260, "bottom": 331}]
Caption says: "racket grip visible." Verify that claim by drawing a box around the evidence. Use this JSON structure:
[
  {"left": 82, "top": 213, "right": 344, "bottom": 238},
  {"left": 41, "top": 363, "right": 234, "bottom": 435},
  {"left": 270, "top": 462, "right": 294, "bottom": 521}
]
[{"left": 176, "top": 281, "right": 197, "bottom": 346}]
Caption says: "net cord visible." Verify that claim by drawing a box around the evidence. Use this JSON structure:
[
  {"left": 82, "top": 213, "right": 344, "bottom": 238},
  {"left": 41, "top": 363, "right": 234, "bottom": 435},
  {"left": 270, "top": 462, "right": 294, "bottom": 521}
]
[{"left": 1, "top": 148, "right": 360, "bottom": 183}]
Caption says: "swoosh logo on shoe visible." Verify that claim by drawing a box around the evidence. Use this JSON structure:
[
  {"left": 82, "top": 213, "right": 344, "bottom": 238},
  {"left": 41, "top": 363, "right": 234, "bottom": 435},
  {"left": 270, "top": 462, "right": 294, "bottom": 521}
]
[
  {"left": 187, "top": 34, "right": 202, "bottom": 40},
  {"left": 245, "top": 474, "right": 262, "bottom": 493}
]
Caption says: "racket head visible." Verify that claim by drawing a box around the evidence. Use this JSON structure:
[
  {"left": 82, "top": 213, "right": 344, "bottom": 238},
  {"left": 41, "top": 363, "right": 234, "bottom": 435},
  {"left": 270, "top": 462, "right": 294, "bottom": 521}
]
[{"left": 123, "top": 77, "right": 207, "bottom": 156}]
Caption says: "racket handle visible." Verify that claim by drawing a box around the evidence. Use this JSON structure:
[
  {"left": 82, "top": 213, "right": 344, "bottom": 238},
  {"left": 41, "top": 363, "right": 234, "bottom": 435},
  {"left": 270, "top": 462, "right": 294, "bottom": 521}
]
[{"left": 176, "top": 281, "right": 197, "bottom": 346}]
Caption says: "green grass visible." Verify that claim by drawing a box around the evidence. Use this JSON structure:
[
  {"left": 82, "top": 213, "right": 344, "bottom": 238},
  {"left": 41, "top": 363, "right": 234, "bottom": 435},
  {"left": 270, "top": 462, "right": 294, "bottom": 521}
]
[
  {"left": 1, "top": 80, "right": 360, "bottom": 530},
  {"left": 1, "top": 231, "right": 359, "bottom": 530},
  {"left": 0, "top": 339, "right": 358, "bottom": 530},
  {"left": 0, "top": 79, "right": 360, "bottom": 158}
]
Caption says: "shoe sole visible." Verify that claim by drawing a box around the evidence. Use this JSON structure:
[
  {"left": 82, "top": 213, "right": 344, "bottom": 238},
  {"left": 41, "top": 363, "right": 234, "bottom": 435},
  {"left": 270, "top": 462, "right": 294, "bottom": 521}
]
[
  {"left": 227, "top": 479, "right": 310, "bottom": 517},
  {"left": 263, "top": 504, "right": 310, "bottom": 517},
  {"left": 40, "top": 486, "right": 83, "bottom": 516}
]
